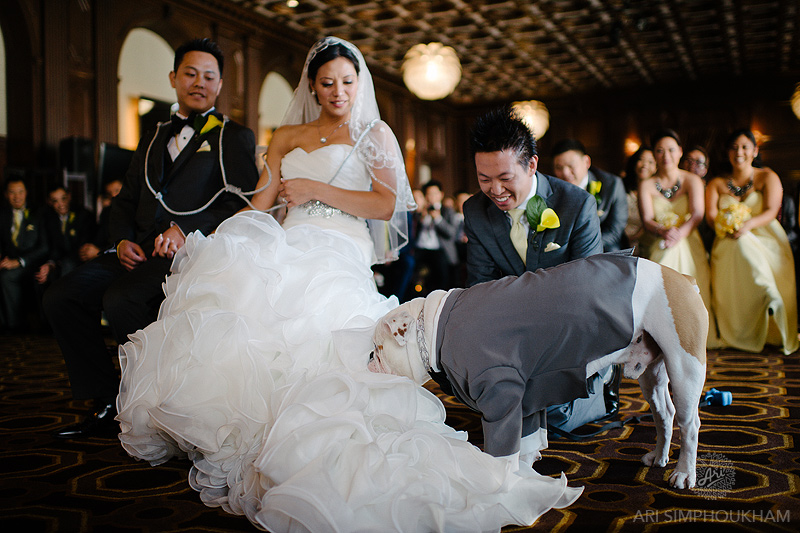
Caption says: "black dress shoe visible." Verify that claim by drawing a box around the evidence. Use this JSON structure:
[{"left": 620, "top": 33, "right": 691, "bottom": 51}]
[
  {"left": 53, "top": 403, "right": 118, "bottom": 439},
  {"left": 602, "top": 364, "right": 622, "bottom": 417}
]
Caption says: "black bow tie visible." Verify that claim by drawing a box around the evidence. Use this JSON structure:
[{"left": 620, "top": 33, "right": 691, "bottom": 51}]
[{"left": 170, "top": 112, "right": 199, "bottom": 135}]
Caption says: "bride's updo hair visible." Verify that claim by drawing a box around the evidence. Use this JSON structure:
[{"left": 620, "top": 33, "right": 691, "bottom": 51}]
[{"left": 307, "top": 43, "right": 361, "bottom": 82}]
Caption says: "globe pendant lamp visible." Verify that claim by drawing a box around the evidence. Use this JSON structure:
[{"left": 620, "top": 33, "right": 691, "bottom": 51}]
[
  {"left": 512, "top": 100, "right": 550, "bottom": 140},
  {"left": 402, "top": 43, "right": 462, "bottom": 100}
]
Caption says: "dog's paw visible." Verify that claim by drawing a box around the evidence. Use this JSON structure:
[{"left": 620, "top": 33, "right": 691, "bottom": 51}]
[
  {"left": 669, "top": 470, "right": 695, "bottom": 489},
  {"left": 641, "top": 450, "right": 669, "bottom": 467}
]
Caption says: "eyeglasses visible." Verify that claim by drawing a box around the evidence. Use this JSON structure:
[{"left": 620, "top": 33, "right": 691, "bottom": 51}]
[{"left": 685, "top": 158, "right": 707, "bottom": 168}]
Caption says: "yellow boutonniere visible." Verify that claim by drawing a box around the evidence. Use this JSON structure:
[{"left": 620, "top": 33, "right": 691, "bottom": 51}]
[
  {"left": 68, "top": 212, "right": 76, "bottom": 224},
  {"left": 525, "top": 195, "right": 561, "bottom": 232},
  {"left": 200, "top": 115, "right": 224, "bottom": 135},
  {"left": 588, "top": 181, "right": 602, "bottom": 205}
]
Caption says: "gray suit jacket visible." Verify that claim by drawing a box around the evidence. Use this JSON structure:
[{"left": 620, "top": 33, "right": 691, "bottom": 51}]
[
  {"left": 589, "top": 167, "right": 628, "bottom": 252},
  {"left": 463, "top": 171, "right": 603, "bottom": 286},
  {"left": 435, "top": 254, "right": 638, "bottom": 457}
]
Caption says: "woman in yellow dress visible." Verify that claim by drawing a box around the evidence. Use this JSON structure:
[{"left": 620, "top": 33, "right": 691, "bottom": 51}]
[
  {"left": 706, "top": 129, "right": 798, "bottom": 354},
  {"left": 639, "top": 129, "right": 717, "bottom": 347}
]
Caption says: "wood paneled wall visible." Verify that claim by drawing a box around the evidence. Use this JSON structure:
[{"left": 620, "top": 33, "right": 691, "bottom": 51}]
[{"left": 2, "top": 0, "right": 799, "bottom": 204}]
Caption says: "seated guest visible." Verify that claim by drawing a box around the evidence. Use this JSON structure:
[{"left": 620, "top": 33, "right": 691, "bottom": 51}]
[
  {"left": 0, "top": 177, "right": 47, "bottom": 331},
  {"left": 552, "top": 139, "right": 628, "bottom": 251},
  {"left": 36, "top": 185, "right": 95, "bottom": 287},
  {"left": 79, "top": 179, "right": 122, "bottom": 262},
  {"left": 680, "top": 145, "right": 715, "bottom": 251},
  {"left": 706, "top": 129, "right": 798, "bottom": 354},
  {"left": 638, "top": 129, "right": 718, "bottom": 347},
  {"left": 622, "top": 146, "right": 655, "bottom": 253},
  {"left": 679, "top": 145, "right": 710, "bottom": 181}
]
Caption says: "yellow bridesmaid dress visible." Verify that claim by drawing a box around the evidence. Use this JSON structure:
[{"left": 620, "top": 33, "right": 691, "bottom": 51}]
[
  {"left": 711, "top": 193, "right": 798, "bottom": 354},
  {"left": 642, "top": 194, "right": 718, "bottom": 347}
]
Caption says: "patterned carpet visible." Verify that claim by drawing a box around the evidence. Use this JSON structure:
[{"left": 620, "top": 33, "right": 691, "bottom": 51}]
[{"left": 1, "top": 333, "right": 799, "bottom": 532}]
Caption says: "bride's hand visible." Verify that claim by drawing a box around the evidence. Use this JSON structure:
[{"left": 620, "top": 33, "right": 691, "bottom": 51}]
[{"left": 279, "top": 178, "right": 320, "bottom": 208}]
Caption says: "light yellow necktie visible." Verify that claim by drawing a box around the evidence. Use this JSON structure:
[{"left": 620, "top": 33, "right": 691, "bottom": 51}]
[
  {"left": 11, "top": 210, "right": 22, "bottom": 247},
  {"left": 509, "top": 208, "right": 527, "bottom": 265}
]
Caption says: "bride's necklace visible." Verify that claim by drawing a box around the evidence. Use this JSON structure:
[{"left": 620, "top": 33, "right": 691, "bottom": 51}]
[
  {"left": 318, "top": 119, "right": 349, "bottom": 143},
  {"left": 655, "top": 179, "right": 681, "bottom": 199},
  {"left": 727, "top": 174, "right": 754, "bottom": 197}
]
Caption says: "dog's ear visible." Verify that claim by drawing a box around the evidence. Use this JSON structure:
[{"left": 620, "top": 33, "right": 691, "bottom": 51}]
[{"left": 386, "top": 311, "right": 414, "bottom": 347}]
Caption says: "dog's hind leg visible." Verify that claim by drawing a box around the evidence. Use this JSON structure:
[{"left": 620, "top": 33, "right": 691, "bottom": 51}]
[
  {"left": 638, "top": 357, "right": 675, "bottom": 468},
  {"left": 663, "top": 351, "right": 705, "bottom": 489}
]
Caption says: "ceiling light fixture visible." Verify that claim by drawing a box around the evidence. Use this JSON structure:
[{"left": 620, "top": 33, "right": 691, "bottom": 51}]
[
  {"left": 512, "top": 100, "right": 550, "bottom": 140},
  {"left": 402, "top": 43, "right": 462, "bottom": 100},
  {"left": 792, "top": 84, "right": 800, "bottom": 120}
]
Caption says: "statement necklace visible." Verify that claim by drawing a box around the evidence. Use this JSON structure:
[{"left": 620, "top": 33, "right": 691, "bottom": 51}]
[
  {"left": 318, "top": 119, "right": 349, "bottom": 143},
  {"left": 655, "top": 179, "right": 681, "bottom": 199},
  {"left": 727, "top": 177, "right": 754, "bottom": 197}
]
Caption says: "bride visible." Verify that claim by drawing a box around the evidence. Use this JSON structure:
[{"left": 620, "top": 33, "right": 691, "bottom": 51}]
[{"left": 116, "top": 36, "right": 581, "bottom": 532}]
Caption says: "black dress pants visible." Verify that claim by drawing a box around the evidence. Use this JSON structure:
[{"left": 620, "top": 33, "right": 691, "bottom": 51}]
[{"left": 43, "top": 252, "right": 172, "bottom": 400}]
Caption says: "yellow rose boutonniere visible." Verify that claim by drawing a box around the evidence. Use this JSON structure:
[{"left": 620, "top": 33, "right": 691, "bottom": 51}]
[
  {"left": 588, "top": 181, "right": 602, "bottom": 205},
  {"left": 525, "top": 195, "right": 561, "bottom": 233},
  {"left": 200, "top": 114, "right": 224, "bottom": 135}
]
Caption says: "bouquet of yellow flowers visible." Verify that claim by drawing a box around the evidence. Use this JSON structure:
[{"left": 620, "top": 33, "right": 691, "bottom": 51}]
[
  {"left": 714, "top": 202, "right": 751, "bottom": 237},
  {"left": 656, "top": 212, "right": 690, "bottom": 229}
]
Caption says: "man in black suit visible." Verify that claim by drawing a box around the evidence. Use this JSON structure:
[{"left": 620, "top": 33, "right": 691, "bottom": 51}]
[
  {"left": 0, "top": 177, "right": 47, "bottom": 331},
  {"left": 44, "top": 38, "right": 259, "bottom": 439},
  {"left": 36, "top": 185, "right": 95, "bottom": 286},
  {"left": 552, "top": 139, "right": 628, "bottom": 252},
  {"left": 462, "top": 107, "right": 616, "bottom": 435}
]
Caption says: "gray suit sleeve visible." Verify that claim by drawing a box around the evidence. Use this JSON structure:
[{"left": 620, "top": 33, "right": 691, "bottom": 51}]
[
  {"left": 600, "top": 176, "right": 629, "bottom": 251},
  {"left": 569, "top": 194, "right": 604, "bottom": 260},
  {"left": 464, "top": 211, "right": 502, "bottom": 286},
  {"left": 470, "top": 365, "right": 527, "bottom": 457}
]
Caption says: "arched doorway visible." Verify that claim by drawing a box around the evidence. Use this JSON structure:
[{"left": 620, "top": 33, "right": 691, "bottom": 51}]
[
  {"left": 257, "top": 72, "right": 293, "bottom": 147},
  {"left": 117, "top": 29, "right": 174, "bottom": 150}
]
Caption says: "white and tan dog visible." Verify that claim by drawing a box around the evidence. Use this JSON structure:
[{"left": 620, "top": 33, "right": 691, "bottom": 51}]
[{"left": 368, "top": 255, "right": 707, "bottom": 489}]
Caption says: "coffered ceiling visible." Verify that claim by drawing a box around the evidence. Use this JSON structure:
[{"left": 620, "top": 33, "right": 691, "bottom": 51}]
[{"left": 222, "top": 0, "right": 799, "bottom": 105}]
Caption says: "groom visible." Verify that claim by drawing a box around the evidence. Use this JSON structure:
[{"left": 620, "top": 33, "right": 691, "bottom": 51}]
[
  {"left": 461, "top": 106, "right": 616, "bottom": 433},
  {"left": 44, "top": 38, "right": 259, "bottom": 439}
]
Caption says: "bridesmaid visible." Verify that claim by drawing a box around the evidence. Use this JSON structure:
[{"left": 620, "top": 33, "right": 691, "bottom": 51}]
[
  {"left": 706, "top": 129, "right": 798, "bottom": 354},
  {"left": 639, "top": 129, "right": 718, "bottom": 347},
  {"left": 622, "top": 145, "right": 656, "bottom": 254}
]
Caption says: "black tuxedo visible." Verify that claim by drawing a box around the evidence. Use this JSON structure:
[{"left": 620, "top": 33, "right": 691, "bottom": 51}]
[
  {"left": 0, "top": 206, "right": 47, "bottom": 329},
  {"left": 44, "top": 115, "right": 259, "bottom": 401},
  {"left": 588, "top": 167, "right": 628, "bottom": 252}
]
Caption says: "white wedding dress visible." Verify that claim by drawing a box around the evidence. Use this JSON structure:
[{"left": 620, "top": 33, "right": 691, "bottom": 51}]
[{"left": 117, "top": 145, "right": 581, "bottom": 532}]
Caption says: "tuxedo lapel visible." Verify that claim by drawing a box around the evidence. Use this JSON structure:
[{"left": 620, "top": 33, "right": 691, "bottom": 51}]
[
  {"left": 526, "top": 173, "right": 554, "bottom": 269},
  {"left": 147, "top": 124, "right": 171, "bottom": 187}
]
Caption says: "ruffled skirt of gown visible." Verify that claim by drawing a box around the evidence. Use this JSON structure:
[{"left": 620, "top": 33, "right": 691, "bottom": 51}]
[{"left": 116, "top": 211, "right": 581, "bottom": 532}]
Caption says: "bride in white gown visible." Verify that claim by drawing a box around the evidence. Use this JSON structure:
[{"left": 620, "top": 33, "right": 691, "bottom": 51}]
[{"left": 116, "top": 36, "right": 581, "bottom": 532}]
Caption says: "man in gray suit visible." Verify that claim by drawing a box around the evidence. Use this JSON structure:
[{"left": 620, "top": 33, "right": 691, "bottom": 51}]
[
  {"left": 552, "top": 139, "right": 629, "bottom": 252},
  {"left": 462, "top": 106, "right": 615, "bottom": 433}
]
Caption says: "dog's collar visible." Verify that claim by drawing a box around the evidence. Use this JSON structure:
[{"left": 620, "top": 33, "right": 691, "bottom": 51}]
[{"left": 417, "top": 308, "right": 430, "bottom": 371}]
